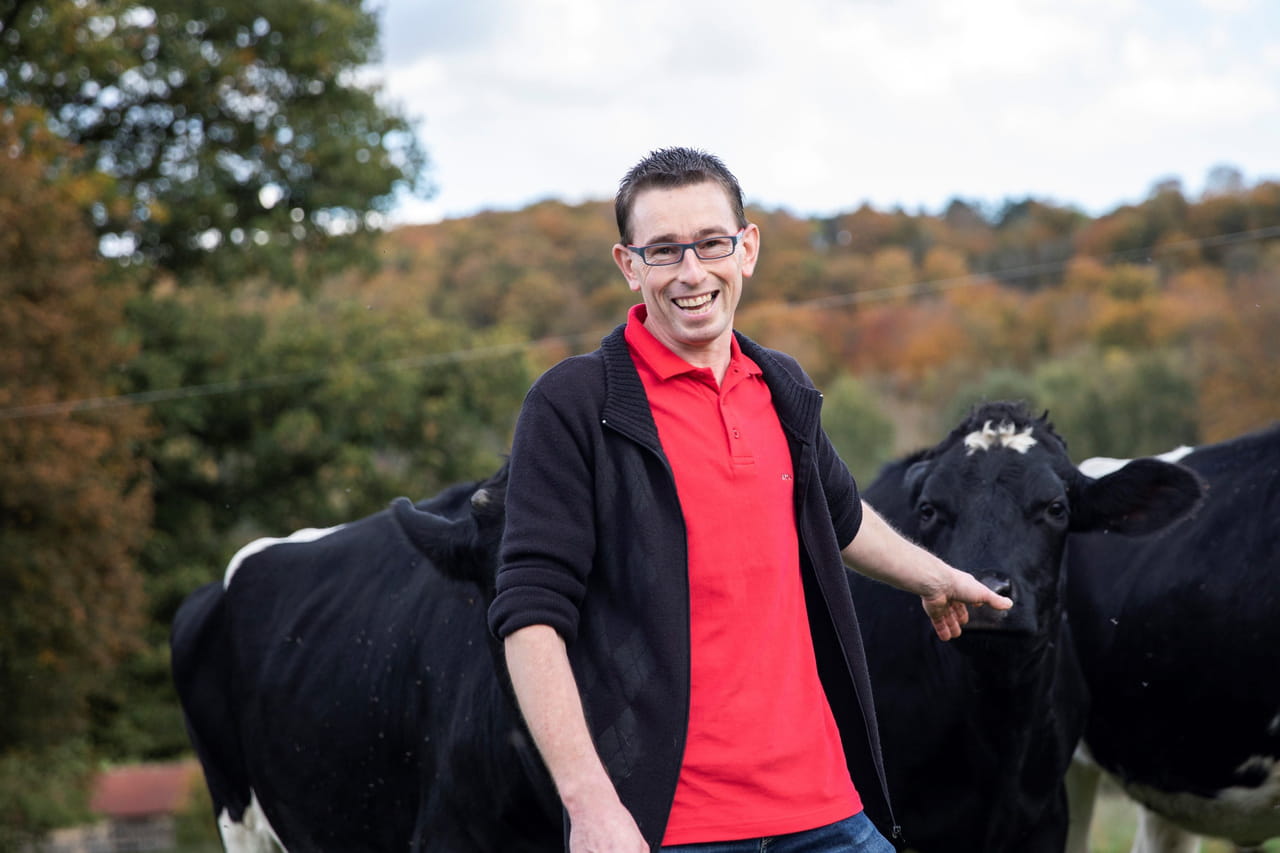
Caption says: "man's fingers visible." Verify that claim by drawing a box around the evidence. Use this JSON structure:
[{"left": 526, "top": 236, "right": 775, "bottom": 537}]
[{"left": 986, "top": 591, "right": 1014, "bottom": 610}]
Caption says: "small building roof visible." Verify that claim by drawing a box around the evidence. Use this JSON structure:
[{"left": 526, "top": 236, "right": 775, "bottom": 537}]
[{"left": 89, "top": 760, "right": 202, "bottom": 819}]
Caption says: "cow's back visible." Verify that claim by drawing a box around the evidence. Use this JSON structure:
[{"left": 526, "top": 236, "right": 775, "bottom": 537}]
[
  {"left": 174, "top": 477, "right": 560, "bottom": 852},
  {"left": 227, "top": 512, "right": 471, "bottom": 848}
]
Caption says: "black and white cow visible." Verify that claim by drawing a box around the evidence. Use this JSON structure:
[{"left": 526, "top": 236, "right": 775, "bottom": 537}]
[
  {"left": 1064, "top": 421, "right": 1280, "bottom": 853},
  {"left": 170, "top": 463, "right": 561, "bottom": 852},
  {"left": 852, "top": 401, "right": 1202, "bottom": 853}
]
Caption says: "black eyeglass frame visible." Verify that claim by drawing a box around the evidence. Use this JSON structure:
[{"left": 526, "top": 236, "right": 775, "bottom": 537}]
[{"left": 626, "top": 227, "right": 748, "bottom": 267}]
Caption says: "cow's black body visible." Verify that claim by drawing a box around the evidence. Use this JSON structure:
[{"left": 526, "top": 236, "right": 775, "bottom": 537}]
[
  {"left": 1066, "top": 421, "right": 1280, "bottom": 850},
  {"left": 171, "top": 465, "right": 561, "bottom": 852},
  {"left": 854, "top": 402, "right": 1202, "bottom": 853}
]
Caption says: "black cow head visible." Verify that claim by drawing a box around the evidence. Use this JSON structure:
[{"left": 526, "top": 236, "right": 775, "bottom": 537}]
[
  {"left": 389, "top": 461, "right": 509, "bottom": 600},
  {"left": 868, "top": 401, "right": 1201, "bottom": 644}
]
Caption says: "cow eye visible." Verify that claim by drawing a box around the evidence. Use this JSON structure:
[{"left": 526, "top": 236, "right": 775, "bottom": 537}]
[
  {"left": 918, "top": 502, "right": 938, "bottom": 525},
  {"left": 1045, "top": 500, "right": 1068, "bottom": 523}
]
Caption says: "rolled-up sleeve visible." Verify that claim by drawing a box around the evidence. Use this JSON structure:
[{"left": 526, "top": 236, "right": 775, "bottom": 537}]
[{"left": 819, "top": 427, "right": 863, "bottom": 550}]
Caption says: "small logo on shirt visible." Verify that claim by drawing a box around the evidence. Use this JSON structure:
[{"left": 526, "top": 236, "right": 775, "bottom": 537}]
[{"left": 780, "top": 473, "right": 793, "bottom": 481}]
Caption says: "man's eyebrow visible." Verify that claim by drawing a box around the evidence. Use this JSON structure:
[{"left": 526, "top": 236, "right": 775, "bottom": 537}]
[{"left": 636, "top": 226, "right": 734, "bottom": 245}]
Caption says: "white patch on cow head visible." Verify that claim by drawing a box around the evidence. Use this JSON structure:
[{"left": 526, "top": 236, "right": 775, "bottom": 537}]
[
  {"left": 218, "top": 789, "right": 285, "bottom": 853},
  {"left": 224, "top": 524, "right": 343, "bottom": 588},
  {"left": 963, "top": 420, "right": 1038, "bottom": 456}
]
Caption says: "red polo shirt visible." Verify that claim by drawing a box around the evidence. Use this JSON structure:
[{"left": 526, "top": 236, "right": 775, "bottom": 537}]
[{"left": 624, "top": 306, "right": 860, "bottom": 845}]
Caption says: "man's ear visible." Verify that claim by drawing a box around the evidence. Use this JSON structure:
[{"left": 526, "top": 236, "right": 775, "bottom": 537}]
[
  {"left": 613, "top": 243, "right": 642, "bottom": 292},
  {"left": 740, "top": 223, "right": 761, "bottom": 278}
]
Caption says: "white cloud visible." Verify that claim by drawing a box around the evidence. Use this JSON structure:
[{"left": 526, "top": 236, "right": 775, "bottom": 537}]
[{"left": 374, "top": 0, "right": 1280, "bottom": 224}]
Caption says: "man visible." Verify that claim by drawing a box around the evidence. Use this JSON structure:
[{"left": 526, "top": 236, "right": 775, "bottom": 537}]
[{"left": 487, "top": 147, "right": 1010, "bottom": 853}]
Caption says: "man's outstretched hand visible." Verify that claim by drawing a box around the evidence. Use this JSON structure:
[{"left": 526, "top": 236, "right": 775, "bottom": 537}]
[{"left": 921, "top": 571, "right": 1013, "bottom": 641}]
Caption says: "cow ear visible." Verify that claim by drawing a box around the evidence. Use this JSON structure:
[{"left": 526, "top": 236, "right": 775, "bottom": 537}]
[
  {"left": 390, "top": 496, "right": 477, "bottom": 567},
  {"left": 1071, "top": 458, "right": 1204, "bottom": 536},
  {"left": 903, "top": 459, "right": 930, "bottom": 499}
]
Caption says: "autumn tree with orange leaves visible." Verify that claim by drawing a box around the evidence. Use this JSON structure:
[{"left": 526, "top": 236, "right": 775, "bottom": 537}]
[{"left": 0, "top": 108, "right": 153, "bottom": 843}]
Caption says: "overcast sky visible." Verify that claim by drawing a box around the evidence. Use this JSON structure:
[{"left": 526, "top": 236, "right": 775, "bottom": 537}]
[{"left": 369, "top": 0, "right": 1280, "bottom": 226}]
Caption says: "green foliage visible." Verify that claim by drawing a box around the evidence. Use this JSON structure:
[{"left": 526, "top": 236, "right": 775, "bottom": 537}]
[
  {"left": 942, "top": 350, "right": 1199, "bottom": 462},
  {"left": 820, "top": 373, "right": 896, "bottom": 484},
  {"left": 98, "top": 280, "right": 533, "bottom": 758},
  {"left": 941, "top": 369, "right": 1041, "bottom": 434},
  {"left": 0, "top": 0, "right": 428, "bottom": 284},
  {"left": 0, "top": 742, "right": 95, "bottom": 850},
  {"left": 1032, "top": 348, "right": 1199, "bottom": 461},
  {"left": 172, "top": 772, "right": 222, "bottom": 851}
]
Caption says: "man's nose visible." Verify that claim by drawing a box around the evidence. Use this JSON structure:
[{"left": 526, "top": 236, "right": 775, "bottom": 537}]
[{"left": 677, "top": 245, "right": 710, "bottom": 279}]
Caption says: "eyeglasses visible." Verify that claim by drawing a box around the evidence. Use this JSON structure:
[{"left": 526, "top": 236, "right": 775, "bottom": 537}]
[{"left": 627, "top": 228, "right": 746, "bottom": 267}]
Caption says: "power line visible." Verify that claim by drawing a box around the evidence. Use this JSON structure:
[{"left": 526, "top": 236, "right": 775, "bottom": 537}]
[
  {"left": 3, "top": 224, "right": 1276, "bottom": 421},
  {"left": 0, "top": 334, "right": 601, "bottom": 421}
]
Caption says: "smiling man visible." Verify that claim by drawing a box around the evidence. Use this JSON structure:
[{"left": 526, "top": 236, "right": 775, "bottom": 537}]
[{"left": 488, "top": 147, "right": 1009, "bottom": 853}]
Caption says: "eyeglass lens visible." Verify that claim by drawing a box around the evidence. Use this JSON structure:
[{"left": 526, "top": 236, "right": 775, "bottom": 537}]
[{"left": 641, "top": 234, "right": 737, "bottom": 266}]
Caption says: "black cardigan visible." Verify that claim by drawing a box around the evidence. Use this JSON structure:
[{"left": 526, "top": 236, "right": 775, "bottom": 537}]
[{"left": 488, "top": 325, "right": 899, "bottom": 849}]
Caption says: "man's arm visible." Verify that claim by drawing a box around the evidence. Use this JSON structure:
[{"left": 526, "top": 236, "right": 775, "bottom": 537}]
[
  {"left": 841, "top": 501, "right": 1012, "bottom": 641},
  {"left": 504, "top": 624, "right": 649, "bottom": 853}
]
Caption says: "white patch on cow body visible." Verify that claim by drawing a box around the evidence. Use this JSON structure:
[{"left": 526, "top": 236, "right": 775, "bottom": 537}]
[
  {"left": 224, "top": 524, "right": 343, "bottom": 588},
  {"left": 1078, "top": 446, "right": 1196, "bottom": 478},
  {"left": 1125, "top": 754, "right": 1280, "bottom": 850},
  {"left": 218, "top": 790, "right": 285, "bottom": 852},
  {"left": 963, "top": 420, "right": 1038, "bottom": 455}
]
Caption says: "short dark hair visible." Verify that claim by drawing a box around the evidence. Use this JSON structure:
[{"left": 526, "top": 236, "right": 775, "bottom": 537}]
[{"left": 614, "top": 147, "right": 747, "bottom": 244}]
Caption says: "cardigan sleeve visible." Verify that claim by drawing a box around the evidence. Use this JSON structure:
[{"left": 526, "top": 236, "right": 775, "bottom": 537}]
[{"left": 488, "top": 371, "right": 598, "bottom": 644}]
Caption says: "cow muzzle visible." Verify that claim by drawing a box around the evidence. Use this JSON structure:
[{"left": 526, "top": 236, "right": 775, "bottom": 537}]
[{"left": 965, "top": 572, "right": 1016, "bottom": 631}]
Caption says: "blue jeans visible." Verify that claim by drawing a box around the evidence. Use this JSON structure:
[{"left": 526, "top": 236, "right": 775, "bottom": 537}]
[{"left": 660, "top": 812, "right": 895, "bottom": 852}]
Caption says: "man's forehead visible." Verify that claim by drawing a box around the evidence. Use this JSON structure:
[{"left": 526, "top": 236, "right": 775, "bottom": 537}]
[{"left": 629, "top": 182, "right": 737, "bottom": 241}]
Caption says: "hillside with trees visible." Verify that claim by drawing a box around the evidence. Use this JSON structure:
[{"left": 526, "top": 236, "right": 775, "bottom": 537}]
[{"left": 365, "top": 175, "right": 1279, "bottom": 475}]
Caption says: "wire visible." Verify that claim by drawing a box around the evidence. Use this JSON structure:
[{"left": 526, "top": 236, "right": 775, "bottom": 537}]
[
  {"left": 2, "top": 224, "right": 1276, "bottom": 421},
  {"left": 0, "top": 332, "right": 607, "bottom": 421}
]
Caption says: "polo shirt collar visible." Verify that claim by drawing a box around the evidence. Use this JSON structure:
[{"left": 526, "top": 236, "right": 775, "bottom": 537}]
[{"left": 623, "top": 303, "right": 762, "bottom": 384}]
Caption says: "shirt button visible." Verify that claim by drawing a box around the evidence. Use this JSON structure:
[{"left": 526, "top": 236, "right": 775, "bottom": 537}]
[{"left": 732, "top": 429, "right": 741, "bottom": 438}]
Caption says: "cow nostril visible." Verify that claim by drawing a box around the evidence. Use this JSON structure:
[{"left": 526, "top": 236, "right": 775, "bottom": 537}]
[{"left": 977, "top": 574, "right": 1014, "bottom": 600}]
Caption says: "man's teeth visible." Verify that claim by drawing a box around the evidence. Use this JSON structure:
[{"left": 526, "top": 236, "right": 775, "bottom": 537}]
[{"left": 674, "top": 293, "right": 715, "bottom": 309}]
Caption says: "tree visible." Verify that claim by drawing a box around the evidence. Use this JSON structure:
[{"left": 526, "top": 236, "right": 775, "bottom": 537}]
[
  {"left": 941, "top": 369, "right": 1040, "bottom": 435},
  {"left": 101, "top": 277, "right": 534, "bottom": 758},
  {"left": 1203, "top": 164, "right": 1245, "bottom": 198},
  {"left": 1195, "top": 263, "right": 1280, "bottom": 441},
  {"left": 1031, "top": 349, "right": 1199, "bottom": 460},
  {"left": 820, "top": 372, "right": 895, "bottom": 484},
  {"left": 0, "top": 0, "right": 428, "bottom": 284},
  {"left": 0, "top": 106, "right": 152, "bottom": 845}
]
